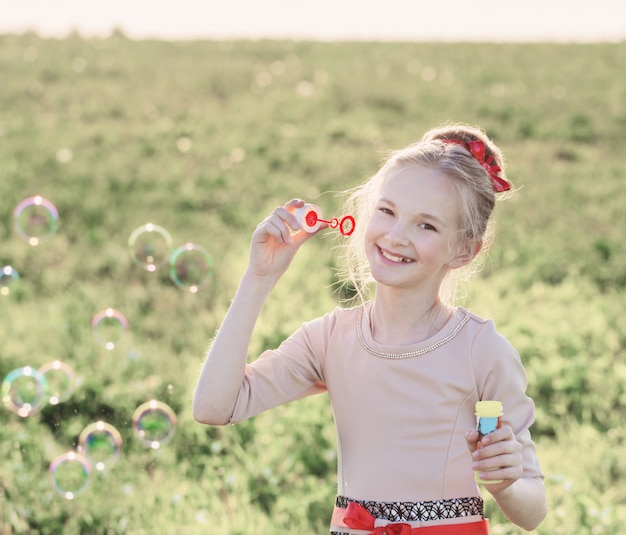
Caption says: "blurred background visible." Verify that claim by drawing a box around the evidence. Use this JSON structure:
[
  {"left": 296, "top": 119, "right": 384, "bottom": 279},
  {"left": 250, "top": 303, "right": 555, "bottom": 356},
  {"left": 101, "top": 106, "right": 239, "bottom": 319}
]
[
  {"left": 1, "top": 2, "right": 625, "bottom": 534},
  {"left": 3, "top": 0, "right": 626, "bottom": 42}
]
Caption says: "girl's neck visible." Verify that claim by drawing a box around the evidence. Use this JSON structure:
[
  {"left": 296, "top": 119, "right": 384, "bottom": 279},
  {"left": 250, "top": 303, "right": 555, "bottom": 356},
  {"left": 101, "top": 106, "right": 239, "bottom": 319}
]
[{"left": 369, "top": 292, "right": 451, "bottom": 345}]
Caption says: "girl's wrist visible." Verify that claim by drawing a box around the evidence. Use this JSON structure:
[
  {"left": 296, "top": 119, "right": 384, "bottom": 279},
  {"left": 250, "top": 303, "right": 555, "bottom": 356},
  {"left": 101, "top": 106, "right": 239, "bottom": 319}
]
[{"left": 240, "top": 270, "right": 280, "bottom": 294}]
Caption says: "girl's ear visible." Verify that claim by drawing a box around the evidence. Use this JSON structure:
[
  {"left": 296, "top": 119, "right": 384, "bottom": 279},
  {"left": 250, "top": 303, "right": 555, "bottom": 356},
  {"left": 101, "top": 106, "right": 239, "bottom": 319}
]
[{"left": 449, "top": 241, "right": 482, "bottom": 269}]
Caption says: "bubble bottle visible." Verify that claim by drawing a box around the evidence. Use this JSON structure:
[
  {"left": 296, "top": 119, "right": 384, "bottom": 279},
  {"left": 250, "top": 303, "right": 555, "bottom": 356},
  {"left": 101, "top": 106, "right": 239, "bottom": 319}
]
[
  {"left": 475, "top": 400, "right": 503, "bottom": 485},
  {"left": 290, "top": 203, "right": 322, "bottom": 233}
]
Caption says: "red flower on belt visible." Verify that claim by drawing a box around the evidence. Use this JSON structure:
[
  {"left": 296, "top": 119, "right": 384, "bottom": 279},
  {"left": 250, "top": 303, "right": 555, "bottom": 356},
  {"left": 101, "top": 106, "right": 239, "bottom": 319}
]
[{"left": 344, "top": 502, "right": 412, "bottom": 535}]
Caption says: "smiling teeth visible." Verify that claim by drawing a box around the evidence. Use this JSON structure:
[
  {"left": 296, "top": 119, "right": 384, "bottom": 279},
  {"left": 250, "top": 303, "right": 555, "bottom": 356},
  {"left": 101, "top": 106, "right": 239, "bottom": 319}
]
[{"left": 381, "top": 250, "right": 411, "bottom": 263}]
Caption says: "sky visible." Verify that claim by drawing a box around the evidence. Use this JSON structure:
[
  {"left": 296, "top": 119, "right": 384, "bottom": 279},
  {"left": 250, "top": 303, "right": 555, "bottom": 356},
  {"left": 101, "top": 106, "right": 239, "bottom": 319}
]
[{"left": 1, "top": 0, "right": 626, "bottom": 42}]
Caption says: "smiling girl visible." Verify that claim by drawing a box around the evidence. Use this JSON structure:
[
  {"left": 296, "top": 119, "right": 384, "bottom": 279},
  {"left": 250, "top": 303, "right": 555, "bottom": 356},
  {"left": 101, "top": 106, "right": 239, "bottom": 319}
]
[{"left": 193, "top": 123, "right": 547, "bottom": 534}]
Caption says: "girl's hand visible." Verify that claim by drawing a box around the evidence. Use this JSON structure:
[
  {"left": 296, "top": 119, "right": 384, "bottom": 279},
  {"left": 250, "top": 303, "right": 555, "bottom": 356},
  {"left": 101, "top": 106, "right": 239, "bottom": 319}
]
[
  {"left": 465, "top": 426, "right": 524, "bottom": 493},
  {"left": 247, "top": 199, "right": 319, "bottom": 281}
]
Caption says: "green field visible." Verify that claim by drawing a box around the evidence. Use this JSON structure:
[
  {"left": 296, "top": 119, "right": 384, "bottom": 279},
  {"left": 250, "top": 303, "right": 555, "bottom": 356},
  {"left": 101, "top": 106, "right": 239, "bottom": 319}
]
[{"left": 1, "top": 33, "right": 625, "bottom": 534}]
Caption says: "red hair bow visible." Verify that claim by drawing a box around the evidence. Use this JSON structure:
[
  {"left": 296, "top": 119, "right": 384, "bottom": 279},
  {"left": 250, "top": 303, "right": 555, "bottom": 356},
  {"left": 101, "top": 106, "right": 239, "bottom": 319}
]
[{"left": 444, "top": 139, "right": 511, "bottom": 193}]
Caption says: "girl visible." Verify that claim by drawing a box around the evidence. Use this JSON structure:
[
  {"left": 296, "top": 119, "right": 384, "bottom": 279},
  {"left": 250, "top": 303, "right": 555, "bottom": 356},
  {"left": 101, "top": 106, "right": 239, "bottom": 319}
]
[{"left": 193, "top": 124, "right": 547, "bottom": 534}]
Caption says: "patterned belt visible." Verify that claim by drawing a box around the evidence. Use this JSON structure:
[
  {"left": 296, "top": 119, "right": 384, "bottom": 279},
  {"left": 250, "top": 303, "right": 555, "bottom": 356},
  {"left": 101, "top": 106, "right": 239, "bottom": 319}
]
[
  {"left": 335, "top": 495, "right": 483, "bottom": 522},
  {"left": 330, "top": 495, "right": 485, "bottom": 535}
]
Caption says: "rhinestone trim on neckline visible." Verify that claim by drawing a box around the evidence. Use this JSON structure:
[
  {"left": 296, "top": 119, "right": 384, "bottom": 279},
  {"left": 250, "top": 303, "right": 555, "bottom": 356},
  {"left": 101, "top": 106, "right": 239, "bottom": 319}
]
[{"left": 357, "top": 306, "right": 470, "bottom": 359}]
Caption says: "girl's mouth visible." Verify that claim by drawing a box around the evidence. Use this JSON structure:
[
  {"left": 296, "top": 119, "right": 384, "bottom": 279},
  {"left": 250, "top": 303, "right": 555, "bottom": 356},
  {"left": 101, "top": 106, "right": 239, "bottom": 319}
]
[{"left": 379, "top": 247, "right": 414, "bottom": 264}]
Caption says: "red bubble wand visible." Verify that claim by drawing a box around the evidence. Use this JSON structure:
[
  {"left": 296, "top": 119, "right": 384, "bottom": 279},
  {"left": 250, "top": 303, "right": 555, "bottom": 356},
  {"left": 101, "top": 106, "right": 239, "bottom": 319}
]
[{"left": 295, "top": 204, "right": 355, "bottom": 236}]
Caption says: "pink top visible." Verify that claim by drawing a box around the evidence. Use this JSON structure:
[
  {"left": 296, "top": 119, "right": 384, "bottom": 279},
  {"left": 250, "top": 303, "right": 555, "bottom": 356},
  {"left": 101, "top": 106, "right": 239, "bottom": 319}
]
[{"left": 230, "top": 303, "right": 543, "bottom": 503}]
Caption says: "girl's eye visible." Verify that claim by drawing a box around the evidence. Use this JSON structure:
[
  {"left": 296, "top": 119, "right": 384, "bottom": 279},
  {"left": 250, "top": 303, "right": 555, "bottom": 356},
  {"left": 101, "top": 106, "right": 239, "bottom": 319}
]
[
  {"left": 420, "top": 223, "right": 437, "bottom": 231},
  {"left": 379, "top": 207, "right": 393, "bottom": 215}
]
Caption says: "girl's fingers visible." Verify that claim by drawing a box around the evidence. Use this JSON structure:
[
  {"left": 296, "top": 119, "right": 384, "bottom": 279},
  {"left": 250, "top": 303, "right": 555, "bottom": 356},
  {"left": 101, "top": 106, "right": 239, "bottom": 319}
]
[
  {"left": 477, "top": 425, "right": 515, "bottom": 446},
  {"left": 253, "top": 199, "right": 322, "bottom": 254},
  {"left": 263, "top": 219, "right": 291, "bottom": 244},
  {"left": 286, "top": 198, "right": 306, "bottom": 209},
  {"left": 465, "top": 429, "right": 480, "bottom": 452},
  {"left": 276, "top": 208, "right": 302, "bottom": 235},
  {"left": 475, "top": 462, "right": 524, "bottom": 483},
  {"left": 256, "top": 207, "right": 299, "bottom": 243},
  {"left": 471, "top": 427, "right": 523, "bottom": 483},
  {"left": 473, "top": 436, "right": 521, "bottom": 460},
  {"left": 473, "top": 451, "right": 521, "bottom": 471}
]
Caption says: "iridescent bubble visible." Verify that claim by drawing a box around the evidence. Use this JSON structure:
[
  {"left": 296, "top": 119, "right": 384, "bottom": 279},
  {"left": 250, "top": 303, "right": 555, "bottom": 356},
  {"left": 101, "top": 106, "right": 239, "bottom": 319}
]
[
  {"left": 1, "top": 265, "right": 19, "bottom": 296},
  {"left": 128, "top": 223, "right": 173, "bottom": 272},
  {"left": 2, "top": 366, "right": 48, "bottom": 417},
  {"left": 39, "top": 360, "right": 75, "bottom": 405},
  {"left": 49, "top": 451, "right": 91, "bottom": 499},
  {"left": 78, "top": 421, "right": 122, "bottom": 471},
  {"left": 92, "top": 308, "right": 128, "bottom": 350},
  {"left": 13, "top": 195, "right": 59, "bottom": 246},
  {"left": 132, "top": 400, "right": 177, "bottom": 449},
  {"left": 169, "top": 243, "right": 213, "bottom": 293}
]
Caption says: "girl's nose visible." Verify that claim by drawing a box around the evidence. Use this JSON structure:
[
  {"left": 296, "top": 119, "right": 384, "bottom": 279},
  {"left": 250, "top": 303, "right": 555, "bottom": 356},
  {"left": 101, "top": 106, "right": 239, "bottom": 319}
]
[{"left": 386, "top": 221, "right": 409, "bottom": 246}]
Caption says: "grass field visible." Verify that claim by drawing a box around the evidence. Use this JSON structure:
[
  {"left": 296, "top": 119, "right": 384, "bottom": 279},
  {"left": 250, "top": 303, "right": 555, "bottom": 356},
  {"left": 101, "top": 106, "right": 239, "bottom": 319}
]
[{"left": 1, "top": 33, "right": 625, "bottom": 534}]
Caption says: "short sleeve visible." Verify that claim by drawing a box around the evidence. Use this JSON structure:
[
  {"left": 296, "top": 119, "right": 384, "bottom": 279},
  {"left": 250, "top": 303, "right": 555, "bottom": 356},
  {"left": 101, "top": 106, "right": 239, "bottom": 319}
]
[
  {"left": 229, "top": 315, "right": 329, "bottom": 423},
  {"left": 471, "top": 320, "right": 544, "bottom": 480}
]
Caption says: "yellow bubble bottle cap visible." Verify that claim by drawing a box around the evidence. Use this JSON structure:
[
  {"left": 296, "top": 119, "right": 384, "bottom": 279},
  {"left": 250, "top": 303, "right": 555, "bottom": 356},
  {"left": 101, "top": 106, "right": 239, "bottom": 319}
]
[{"left": 475, "top": 400, "right": 503, "bottom": 418}]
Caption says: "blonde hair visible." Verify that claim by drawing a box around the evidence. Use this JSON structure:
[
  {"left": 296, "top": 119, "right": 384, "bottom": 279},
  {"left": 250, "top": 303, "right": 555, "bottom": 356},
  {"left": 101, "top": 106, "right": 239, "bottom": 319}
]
[{"left": 334, "top": 123, "right": 510, "bottom": 305}]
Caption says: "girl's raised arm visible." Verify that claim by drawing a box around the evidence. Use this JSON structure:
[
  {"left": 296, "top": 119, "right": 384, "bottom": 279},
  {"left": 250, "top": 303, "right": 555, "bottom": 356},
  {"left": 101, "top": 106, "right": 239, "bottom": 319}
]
[{"left": 192, "top": 199, "right": 317, "bottom": 425}]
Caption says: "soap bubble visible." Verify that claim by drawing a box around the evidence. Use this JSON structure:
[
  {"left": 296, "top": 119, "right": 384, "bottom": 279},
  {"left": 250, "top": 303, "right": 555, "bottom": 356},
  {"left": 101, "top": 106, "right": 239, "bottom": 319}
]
[
  {"left": 128, "top": 223, "right": 172, "bottom": 272},
  {"left": 2, "top": 366, "right": 48, "bottom": 417},
  {"left": 132, "top": 400, "right": 177, "bottom": 449},
  {"left": 92, "top": 308, "right": 128, "bottom": 350},
  {"left": 1, "top": 265, "right": 19, "bottom": 296},
  {"left": 169, "top": 243, "right": 213, "bottom": 293},
  {"left": 13, "top": 195, "right": 59, "bottom": 245},
  {"left": 49, "top": 451, "right": 92, "bottom": 499},
  {"left": 78, "top": 421, "right": 122, "bottom": 471},
  {"left": 39, "top": 360, "right": 75, "bottom": 405}
]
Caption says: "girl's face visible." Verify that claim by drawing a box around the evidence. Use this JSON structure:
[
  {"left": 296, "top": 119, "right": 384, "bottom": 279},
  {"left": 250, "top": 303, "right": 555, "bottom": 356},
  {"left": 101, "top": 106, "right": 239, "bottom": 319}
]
[{"left": 365, "top": 164, "right": 467, "bottom": 293}]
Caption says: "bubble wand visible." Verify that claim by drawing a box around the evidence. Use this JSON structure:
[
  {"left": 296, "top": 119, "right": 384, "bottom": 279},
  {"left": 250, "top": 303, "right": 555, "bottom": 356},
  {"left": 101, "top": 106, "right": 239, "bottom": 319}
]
[{"left": 292, "top": 203, "right": 355, "bottom": 236}]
